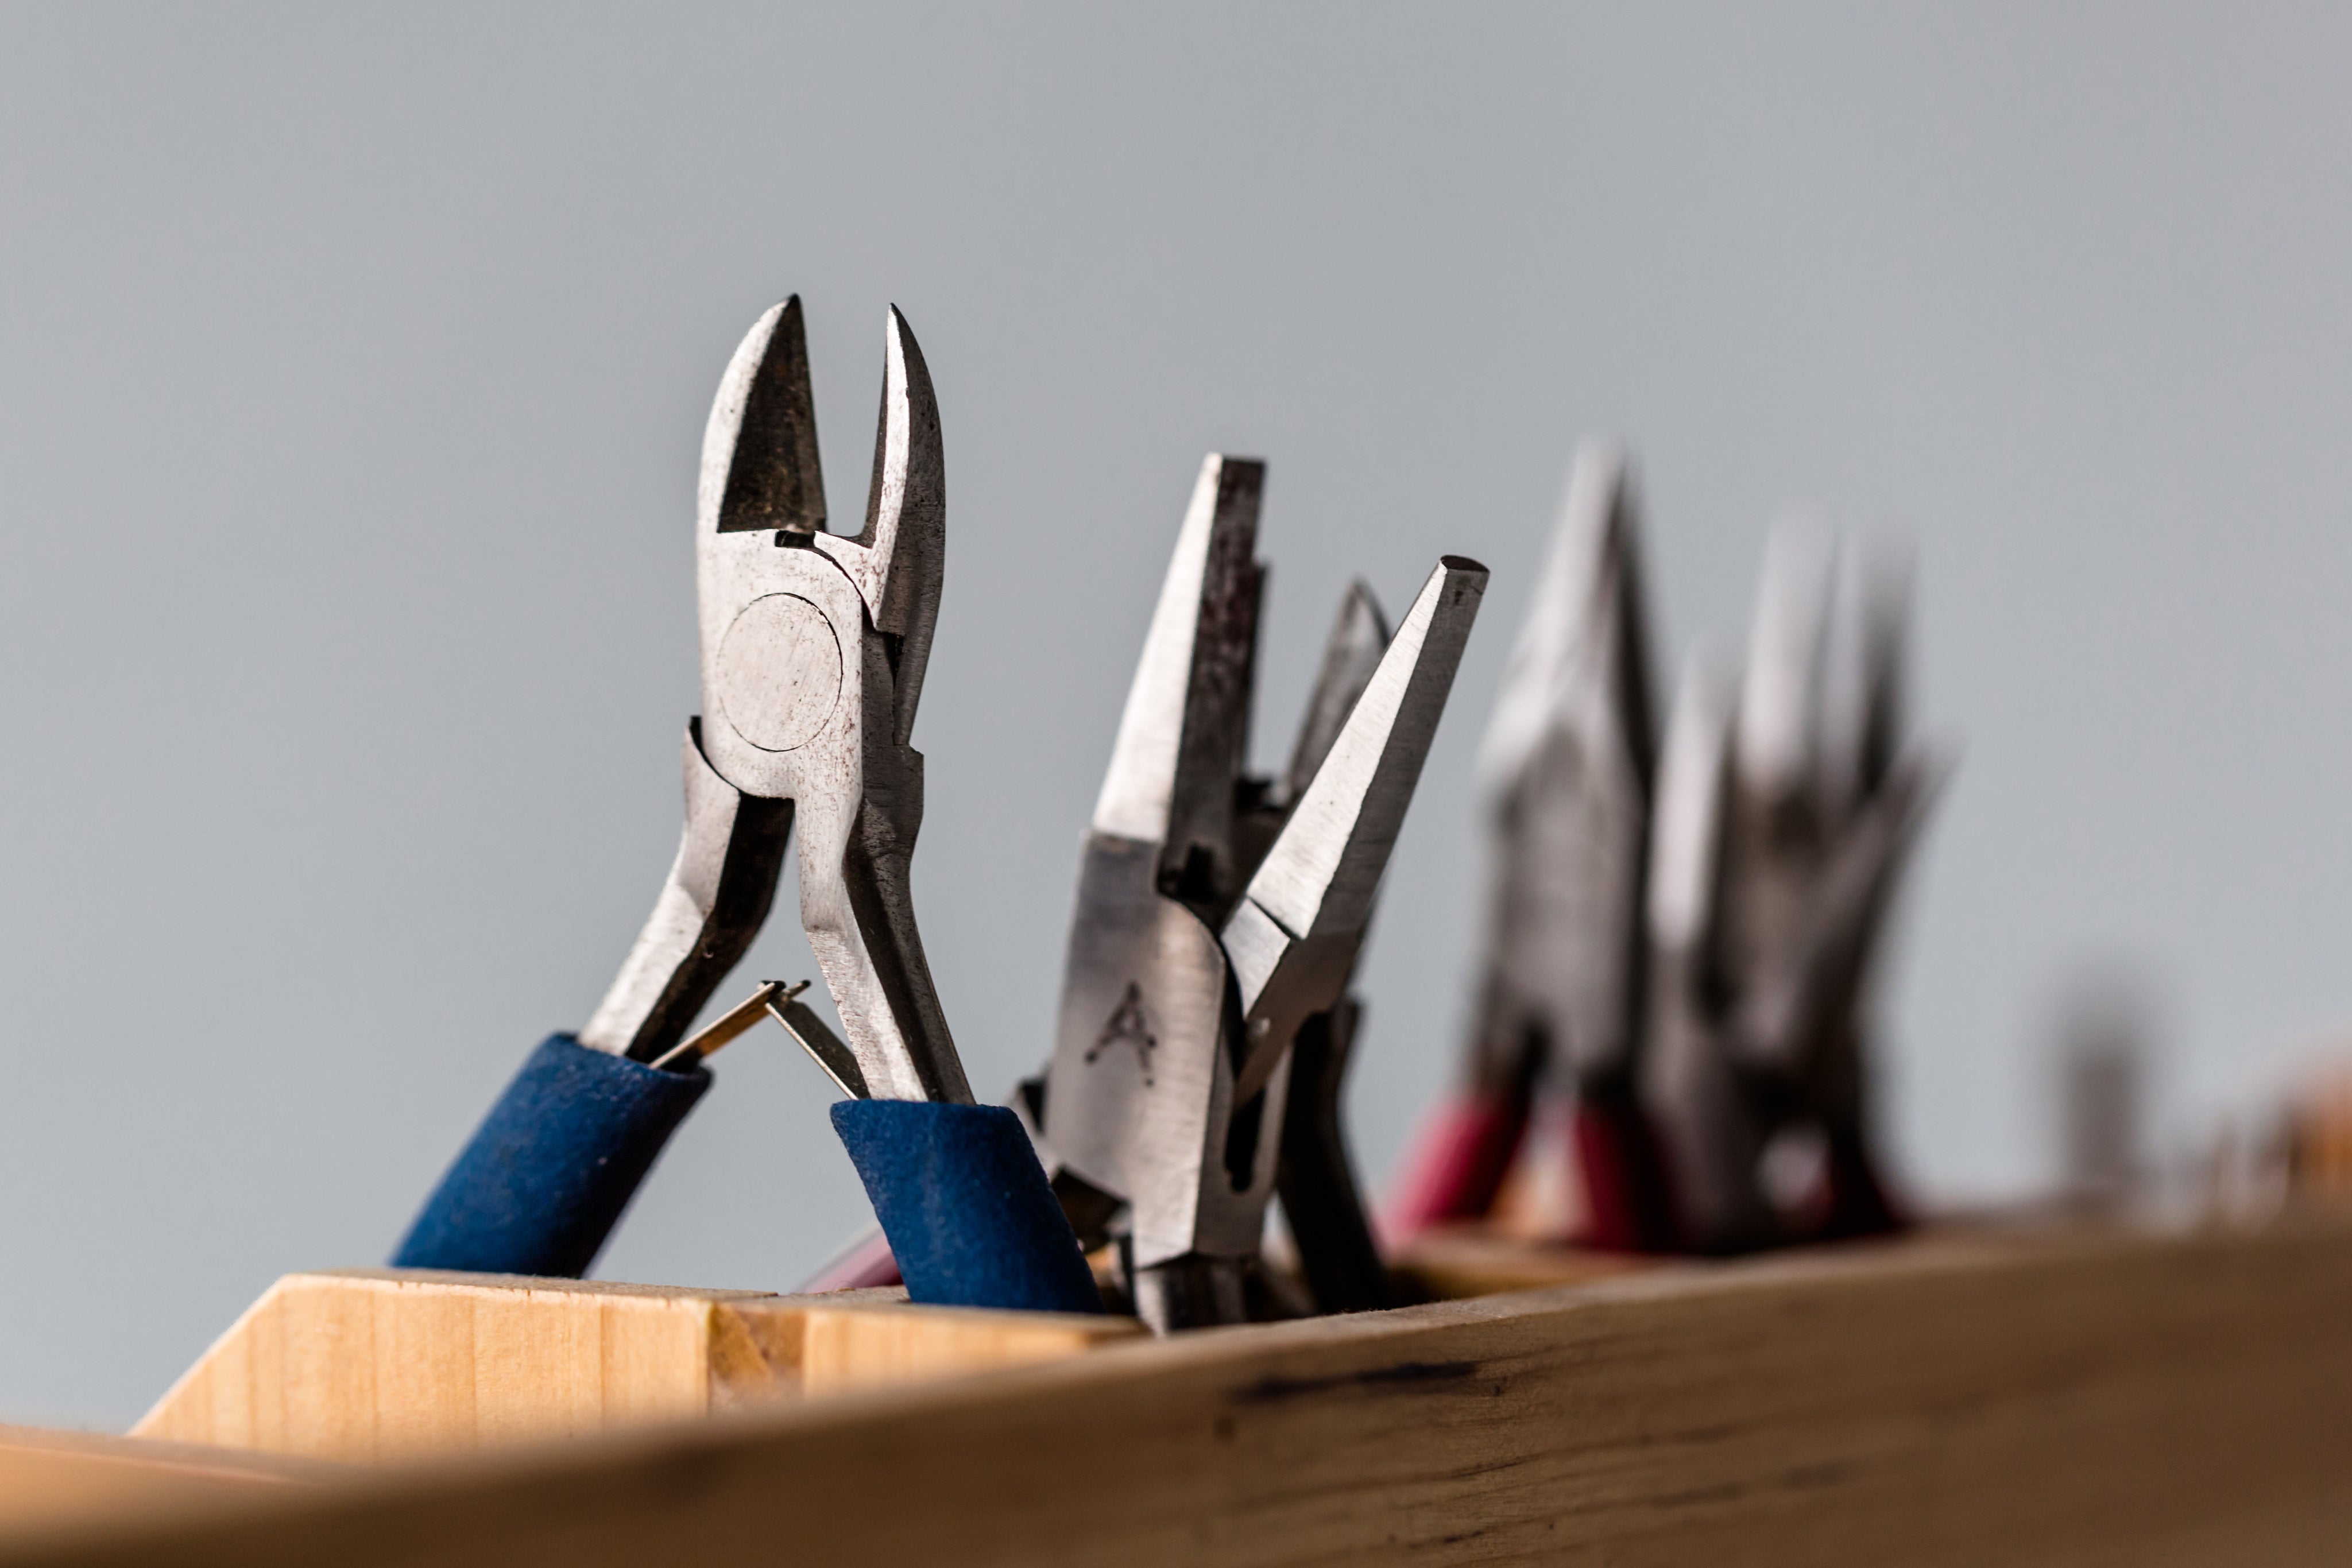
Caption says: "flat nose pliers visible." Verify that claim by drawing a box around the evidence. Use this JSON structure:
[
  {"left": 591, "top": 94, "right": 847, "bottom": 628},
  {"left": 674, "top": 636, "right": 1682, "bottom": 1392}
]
[{"left": 1028, "top": 456, "right": 1486, "bottom": 1329}]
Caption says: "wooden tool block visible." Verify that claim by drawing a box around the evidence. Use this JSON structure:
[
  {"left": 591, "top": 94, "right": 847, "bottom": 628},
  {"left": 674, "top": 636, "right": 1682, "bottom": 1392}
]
[
  {"left": 130, "top": 1268, "right": 1139, "bottom": 1464},
  {"left": 33, "top": 1220, "right": 2349, "bottom": 1567}
]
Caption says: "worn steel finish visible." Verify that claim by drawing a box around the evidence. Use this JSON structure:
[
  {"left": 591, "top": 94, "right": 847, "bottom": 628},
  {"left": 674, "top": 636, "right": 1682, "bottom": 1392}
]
[
  {"left": 1120, "top": 560, "right": 1484, "bottom": 1327},
  {"left": 579, "top": 297, "right": 969, "bottom": 1106},
  {"left": 1040, "top": 456, "right": 1484, "bottom": 1328},
  {"left": 1224, "top": 560, "right": 1488, "bottom": 1108},
  {"left": 1043, "top": 456, "right": 1267, "bottom": 1249},
  {"left": 1089, "top": 455, "right": 1267, "bottom": 914}
]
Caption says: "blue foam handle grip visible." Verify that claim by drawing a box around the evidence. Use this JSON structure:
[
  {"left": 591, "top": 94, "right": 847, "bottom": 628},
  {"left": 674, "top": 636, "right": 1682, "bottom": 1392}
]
[
  {"left": 830, "top": 1099, "right": 1102, "bottom": 1315},
  {"left": 392, "top": 1035, "right": 711, "bottom": 1277}
]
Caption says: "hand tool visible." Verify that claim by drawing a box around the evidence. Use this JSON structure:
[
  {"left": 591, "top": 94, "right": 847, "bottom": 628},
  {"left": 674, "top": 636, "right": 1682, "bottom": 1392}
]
[
  {"left": 1270, "top": 584, "right": 1402, "bottom": 1313},
  {"left": 1032, "top": 455, "right": 1486, "bottom": 1329},
  {"left": 1388, "top": 441, "right": 1677, "bottom": 1250},
  {"left": 1641, "top": 522, "right": 1941, "bottom": 1250},
  {"left": 396, "top": 299, "right": 1097, "bottom": 1312},
  {"left": 1019, "top": 452, "right": 1272, "bottom": 1281}
]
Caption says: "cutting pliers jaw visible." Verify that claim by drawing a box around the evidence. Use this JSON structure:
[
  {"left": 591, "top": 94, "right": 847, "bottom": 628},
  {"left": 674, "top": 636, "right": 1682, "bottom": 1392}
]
[{"left": 585, "top": 297, "right": 966, "bottom": 1104}]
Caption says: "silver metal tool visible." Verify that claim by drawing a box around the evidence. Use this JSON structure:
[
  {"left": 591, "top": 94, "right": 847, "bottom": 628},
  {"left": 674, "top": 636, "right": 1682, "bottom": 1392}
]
[
  {"left": 1039, "top": 454, "right": 1484, "bottom": 1329},
  {"left": 1167, "top": 556, "right": 1482, "bottom": 1326},
  {"left": 1387, "top": 442, "right": 1674, "bottom": 1248},
  {"left": 1034, "top": 452, "right": 1270, "bottom": 1268},
  {"left": 1469, "top": 444, "right": 1658, "bottom": 1100},
  {"left": 578, "top": 297, "right": 970, "bottom": 1108},
  {"left": 1641, "top": 520, "right": 1941, "bottom": 1249},
  {"left": 1638, "top": 651, "right": 1767, "bottom": 1248}
]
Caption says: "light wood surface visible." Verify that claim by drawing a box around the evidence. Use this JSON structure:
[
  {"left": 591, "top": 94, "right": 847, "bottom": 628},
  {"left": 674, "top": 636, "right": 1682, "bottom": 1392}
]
[
  {"left": 132, "top": 1269, "right": 1138, "bottom": 1463},
  {"left": 18, "top": 1221, "right": 2349, "bottom": 1566},
  {"left": 0, "top": 1426, "right": 331, "bottom": 1540}
]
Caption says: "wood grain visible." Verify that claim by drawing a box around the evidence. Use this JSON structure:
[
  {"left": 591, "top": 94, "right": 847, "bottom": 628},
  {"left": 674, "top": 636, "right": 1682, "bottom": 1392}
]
[
  {"left": 23, "top": 1221, "right": 2351, "bottom": 1566},
  {"left": 132, "top": 1269, "right": 1138, "bottom": 1463}
]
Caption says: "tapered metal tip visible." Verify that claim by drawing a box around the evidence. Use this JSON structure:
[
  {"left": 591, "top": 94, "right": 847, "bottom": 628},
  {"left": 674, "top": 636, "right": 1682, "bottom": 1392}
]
[
  {"left": 1282, "top": 579, "right": 1391, "bottom": 803},
  {"left": 1819, "top": 530, "right": 1914, "bottom": 819},
  {"left": 702, "top": 296, "right": 827, "bottom": 536},
  {"left": 1091, "top": 454, "right": 1266, "bottom": 844},
  {"left": 1245, "top": 556, "right": 1487, "bottom": 942},
  {"left": 1649, "top": 651, "right": 1736, "bottom": 950},
  {"left": 1477, "top": 441, "right": 1653, "bottom": 802},
  {"left": 863, "top": 304, "right": 944, "bottom": 546},
  {"left": 1736, "top": 510, "right": 1836, "bottom": 803}
]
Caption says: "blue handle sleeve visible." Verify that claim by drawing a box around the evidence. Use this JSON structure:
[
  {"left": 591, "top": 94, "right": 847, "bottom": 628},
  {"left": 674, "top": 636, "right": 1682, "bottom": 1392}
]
[
  {"left": 392, "top": 1034, "right": 711, "bottom": 1277},
  {"left": 830, "top": 1099, "right": 1102, "bottom": 1315}
]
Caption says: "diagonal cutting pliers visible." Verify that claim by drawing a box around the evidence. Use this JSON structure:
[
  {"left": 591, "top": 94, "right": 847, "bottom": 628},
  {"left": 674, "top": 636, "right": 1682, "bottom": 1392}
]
[{"left": 393, "top": 299, "right": 1094, "bottom": 1311}]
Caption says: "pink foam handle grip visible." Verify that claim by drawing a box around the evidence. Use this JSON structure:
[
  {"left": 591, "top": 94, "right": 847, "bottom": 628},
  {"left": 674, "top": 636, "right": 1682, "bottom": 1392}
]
[
  {"left": 1570, "top": 1095, "right": 1682, "bottom": 1254},
  {"left": 797, "top": 1227, "right": 903, "bottom": 1292},
  {"left": 1384, "top": 1093, "right": 1533, "bottom": 1241}
]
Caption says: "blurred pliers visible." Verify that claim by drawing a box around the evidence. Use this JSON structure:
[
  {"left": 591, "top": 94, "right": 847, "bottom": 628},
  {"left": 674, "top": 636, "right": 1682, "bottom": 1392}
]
[
  {"left": 1031, "top": 456, "right": 1486, "bottom": 1329},
  {"left": 394, "top": 299, "right": 1096, "bottom": 1313},
  {"left": 1641, "top": 520, "right": 1939, "bottom": 1252},
  {"left": 1388, "top": 443, "right": 1678, "bottom": 1249}
]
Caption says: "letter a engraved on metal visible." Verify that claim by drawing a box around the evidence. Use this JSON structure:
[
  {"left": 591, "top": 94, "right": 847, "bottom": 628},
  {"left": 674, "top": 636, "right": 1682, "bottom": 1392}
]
[{"left": 1088, "top": 982, "right": 1159, "bottom": 1085}]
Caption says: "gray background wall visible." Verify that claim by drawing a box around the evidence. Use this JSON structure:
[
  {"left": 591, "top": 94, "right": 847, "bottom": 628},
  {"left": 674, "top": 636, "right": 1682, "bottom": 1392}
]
[{"left": 2, "top": 2, "right": 2346, "bottom": 1427}]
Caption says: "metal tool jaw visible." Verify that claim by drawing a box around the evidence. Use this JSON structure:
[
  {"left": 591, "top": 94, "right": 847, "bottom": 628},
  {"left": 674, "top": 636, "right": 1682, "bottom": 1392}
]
[
  {"left": 1225, "top": 559, "right": 1490, "bottom": 1106},
  {"left": 1640, "top": 652, "right": 1775, "bottom": 1250},
  {"left": 1043, "top": 451, "right": 1262, "bottom": 1213},
  {"left": 1041, "top": 456, "right": 1484, "bottom": 1329},
  {"left": 1466, "top": 442, "right": 1659, "bottom": 1105},
  {"left": 580, "top": 297, "right": 969, "bottom": 1108},
  {"left": 1641, "top": 524, "right": 1939, "bottom": 1251},
  {"left": 1043, "top": 456, "right": 1268, "bottom": 1307},
  {"left": 1718, "top": 516, "right": 1840, "bottom": 1078},
  {"left": 1137, "top": 557, "right": 1485, "bottom": 1326}
]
